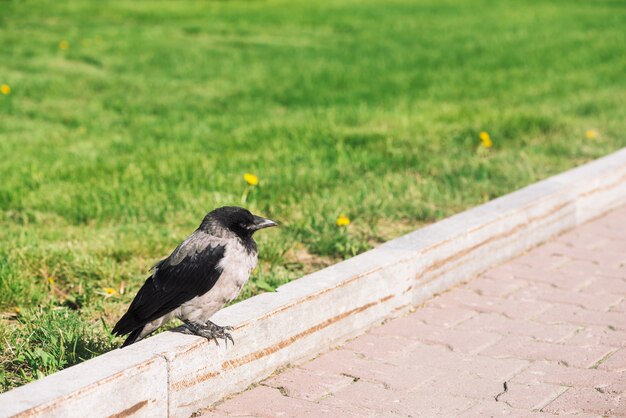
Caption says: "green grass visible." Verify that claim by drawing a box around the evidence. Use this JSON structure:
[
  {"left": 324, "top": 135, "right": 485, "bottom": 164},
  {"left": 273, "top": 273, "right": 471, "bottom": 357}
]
[{"left": 1, "top": 0, "right": 625, "bottom": 391}]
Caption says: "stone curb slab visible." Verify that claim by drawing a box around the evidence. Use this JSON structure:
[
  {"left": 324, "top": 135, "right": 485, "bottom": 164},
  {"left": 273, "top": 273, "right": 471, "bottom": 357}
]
[{"left": 2, "top": 148, "right": 626, "bottom": 417}]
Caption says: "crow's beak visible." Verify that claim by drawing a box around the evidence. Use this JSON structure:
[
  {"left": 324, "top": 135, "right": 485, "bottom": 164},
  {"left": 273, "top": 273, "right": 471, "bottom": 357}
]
[{"left": 251, "top": 215, "right": 278, "bottom": 231}]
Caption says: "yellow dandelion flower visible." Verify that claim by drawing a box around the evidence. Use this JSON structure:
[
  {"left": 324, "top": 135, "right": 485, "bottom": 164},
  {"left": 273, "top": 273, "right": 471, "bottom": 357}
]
[
  {"left": 479, "top": 131, "right": 493, "bottom": 148},
  {"left": 585, "top": 129, "right": 599, "bottom": 140},
  {"left": 59, "top": 40, "right": 69, "bottom": 50},
  {"left": 103, "top": 287, "right": 117, "bottom": 295},
  {"left": 336, "top": 215, "right": 351, "bottom": 227},
  {"left": 243, "top": 173, "right": 259, "bottom": 186},
  {"left": 14, "top": 307, "right": 21, "bottom": 314},
  {"left": 48, "top": 277, "right": 55, "bottom": 285},
  {"left": 1, "top": 84, "right": 10, "bottom": 95}
]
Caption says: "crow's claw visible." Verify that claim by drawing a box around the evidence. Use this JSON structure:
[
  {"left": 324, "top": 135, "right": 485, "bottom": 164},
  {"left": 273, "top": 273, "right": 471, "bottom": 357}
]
[{"left": 183, "top": 320, "right": 235, "bottom": 347}]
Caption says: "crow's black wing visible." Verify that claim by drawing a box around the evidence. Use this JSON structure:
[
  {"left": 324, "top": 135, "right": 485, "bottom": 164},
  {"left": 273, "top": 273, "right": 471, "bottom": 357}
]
[{"left": 113, "top": 231, "right": 226, "bottom": 336}]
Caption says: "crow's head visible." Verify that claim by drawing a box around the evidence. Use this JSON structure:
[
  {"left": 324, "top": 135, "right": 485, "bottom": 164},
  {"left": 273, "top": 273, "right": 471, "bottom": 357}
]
[{"left": 201, "top": 206, "right": 278, "bottom": 239}]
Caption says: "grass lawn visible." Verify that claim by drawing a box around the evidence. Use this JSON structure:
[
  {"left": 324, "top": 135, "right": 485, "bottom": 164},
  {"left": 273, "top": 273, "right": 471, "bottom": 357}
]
[{"left": 1, "top": 0, "right": 625, "bottom": 392}]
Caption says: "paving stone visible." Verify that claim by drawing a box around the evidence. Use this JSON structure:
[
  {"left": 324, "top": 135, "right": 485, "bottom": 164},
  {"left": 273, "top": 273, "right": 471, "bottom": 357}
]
[
  {"left": 198, "top": 410, "right": 229, "bottom": 417},
  {"left": 395, "top": 344, "right": 527, "bottom": 381},
  {"left": 406, "top": 305, "right": 477, "bottom": 327},
  {"left": 597, "top": 348, "right": 626, "bottom": 372},
  {"left": 214, "top": 385, "right": 366, "bottom": 417},
  {"left": 458, "top": 401, "right": 559, "bottom": 417},
  {"left": 342, "top": 332, "right": 420, "bottom": 361},
  {"left": 541, "top": 387, "right": 626, "bottom": 416},
  {"left": 513, "top": 246, "right": 570, "bottom": 270},
  {"left": 611, "top": 299, "right": 626, "bottom": 314},
  {"left": 508, "top": 283, "right": 623, "bottom": 312},
  {"left": 479, "top": 335, "right": 615, "bottom": 369},
  {"left": 456, "top": 312, "right": 580, "bottom": 343},
  {"left": 463, "top": 276, "right": 529, "bottom": 298},
  {"left": 263, "top": 366, "right": 355, "bottom": 402},
  {"left": 530, "top": 241, "right": 625, "bottom": 266},
  {"left": 496, "top": 381, "right": 567, "bottom": 411},
  {"left": 537, "top": 304, "right": 626, "bottom": 331},
  {"left": 565, "top": 325, "right": 626, "bottom": 348},
  {"left": 370, "top": 317, "right": 502, "bottom": 353},
  {"left": 299, "top": 348, "right": 441, "bottom": 391},
  {"left": 429, "top": 289, "right": 549, "bottom": 320},
  {"left": 583, "top": 276, "right": 626, "bottom": 296},
  {"left": 410, "top": 370, "right": 504, "bottom": 400},
  {"left": 511, "top": 361, "right": 626, "bottom": 392},
  {"left": 320, "top": 379, "right": 474, "bottom": 417},
  {"left": 557, "top": 259, "right": 625, "bottom": 281}
]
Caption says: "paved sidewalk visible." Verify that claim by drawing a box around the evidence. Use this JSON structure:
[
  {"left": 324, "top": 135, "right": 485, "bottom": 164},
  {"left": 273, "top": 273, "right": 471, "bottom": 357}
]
[{"left": 202, "top": 206, "right": 626, "bottom": 417}]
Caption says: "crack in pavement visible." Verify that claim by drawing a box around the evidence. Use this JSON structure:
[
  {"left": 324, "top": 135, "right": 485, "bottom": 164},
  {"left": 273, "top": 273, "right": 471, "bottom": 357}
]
[{"left": 495, "top": 381, "right": 508, "bottom": 402}]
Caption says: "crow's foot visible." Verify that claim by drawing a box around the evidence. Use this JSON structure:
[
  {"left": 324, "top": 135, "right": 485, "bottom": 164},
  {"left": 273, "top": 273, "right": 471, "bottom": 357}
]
[{"left": 183, "top": 320, "right": 234, "bottom": 347}]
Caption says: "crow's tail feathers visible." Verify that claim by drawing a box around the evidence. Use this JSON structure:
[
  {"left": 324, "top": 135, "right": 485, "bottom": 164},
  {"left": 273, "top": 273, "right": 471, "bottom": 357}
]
[
  {"left": 120, "top": 326, "right": 144, "bottom": 348},
  {"left": 114, "top": 311, "right": 145, "bottom": 348}
]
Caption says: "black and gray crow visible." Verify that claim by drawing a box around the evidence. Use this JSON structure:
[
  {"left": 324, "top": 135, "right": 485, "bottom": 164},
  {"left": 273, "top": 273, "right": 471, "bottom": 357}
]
[{"left": 112, "top": 206, "right": 277, "bottom": 347}]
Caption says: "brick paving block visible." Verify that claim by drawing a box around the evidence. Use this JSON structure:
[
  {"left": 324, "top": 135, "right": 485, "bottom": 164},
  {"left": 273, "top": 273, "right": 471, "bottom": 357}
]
[
  {"left": 531, "top": 241, "right": 625, "bottom": 266},
  {"left": 565, "top": 325, "right": 626, "bottom": 348},
  {"left": 458, "top": 401, "right": 558, "bottom": 417},
  {"left": 539, "top": 274, "right": 595, "bottom": 292},
  {"left": 508, "top": 283, "right": 623, "bottom": 312},
  {"left": 585, "top": 248, "right": 626, "bottom": 266},
  {"left": 300, "top": 347, "right": 442, "bottom": 392},
  {"left": 263, "top": 366, "right": 355, "bottom": 402},
  {"left": 395, "top": 344, "right": 527, "bottom": 381},
  {"left": 410, "top": 370, "right": 504, "bottom": 400},
  {"left": 557, "top": 259, "right": 623, "bottom": 280},
  {"left": 513, "top": 245, "right": 569, "bottom": 270},
  {"left": 537, "top": 304, "right": 626, "bottom": 331},
  {"left": 198, "top": 411, "right": 229, "bottom": 418},
  {"left": 597, "top": 348, "right": 626, "bottom": 372},
  {"left": 603, "top": 237, "right": 626, "bottom": 253},
  {"left": 320, "top": 379, "right": 474, "bottom": 417},
  {"left": 592, "top": 264, "right": 626, "bottom": 280},
  {"left": 463, "top": 276, "right": 529, "bottom": 298},
  {"left": 497, "top": 381, "right": 567, "bottom": 411},
  {"left": 456, "top": 312, "right": 579, "bottom": 343},
  {"left": 541, "top": 387, "right": 625, "bottom": 416},
  {"left": 480, "top": 335, "right": 615, "bottom": 369},
  {"left": 391, "top": 341, "right": 465, "bottom": 369},
  {"left": 575, "top": 217, "right": 626, "bottom": 241},
  {"left": 301, "top": 349, "right": 370, "bottom": 374},
  {"left": 517, "top": 265, "right": 594, "bottom": 290},
  {"left": 342, "top": 332, "right": 421, "bottom": 361},
  {"left": 611, "top": 299, "right": 626, "bottom": 314},
  {"left": 408, "top": 305, "right": 477, "bottom": 328},
  {"left": 483, "top": 261, "right": 539, "bottom": 279},
  {"left": 511, "top": 361, "right": 626, "bottom": 393},
  {"left": 564, "top": 254, "right": 626, "bottom": 279},
  {"left": 429, "top": 289, "right": 548, "bottom": 320},
  {"left": 214, "top": 385, "right": 366, "bottom": 418},
  {"left": 370, "top": 316, "right": 502, "bottom": 353},
  {"left": 557, "top": 227, "right": 607, "bottom": 248},
  {"left": 583, "top": 276, "right": 626, "bottom": 296}
]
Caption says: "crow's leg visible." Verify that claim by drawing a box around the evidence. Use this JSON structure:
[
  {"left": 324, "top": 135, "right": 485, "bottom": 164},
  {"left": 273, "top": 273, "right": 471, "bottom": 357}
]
[
  {"left": 183, "top": 320, "right": 234, "bottom": 347},
  {"left": 206, "top": 321, "right": 234, "bottom": 346}
]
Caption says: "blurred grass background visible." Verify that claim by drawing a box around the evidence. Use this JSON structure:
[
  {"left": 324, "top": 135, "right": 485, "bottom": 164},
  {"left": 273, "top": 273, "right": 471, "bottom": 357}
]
[{"left": 1, "top": 0, "right": 625, "bottom": 391}]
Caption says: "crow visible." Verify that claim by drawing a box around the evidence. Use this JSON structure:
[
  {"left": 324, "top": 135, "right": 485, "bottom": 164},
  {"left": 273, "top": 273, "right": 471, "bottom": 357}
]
[{"left": 112, "top": 206, "right": 277, "bottom": 348}]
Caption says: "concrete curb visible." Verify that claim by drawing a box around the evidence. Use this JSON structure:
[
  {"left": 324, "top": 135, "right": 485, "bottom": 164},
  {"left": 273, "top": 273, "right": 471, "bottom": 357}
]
[{"left": 2, "top": 148, "right": 626, "bottom": 418}]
